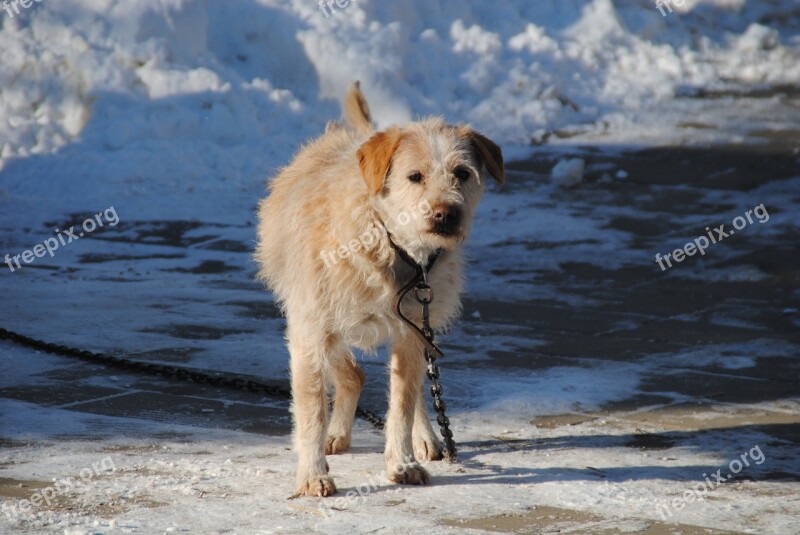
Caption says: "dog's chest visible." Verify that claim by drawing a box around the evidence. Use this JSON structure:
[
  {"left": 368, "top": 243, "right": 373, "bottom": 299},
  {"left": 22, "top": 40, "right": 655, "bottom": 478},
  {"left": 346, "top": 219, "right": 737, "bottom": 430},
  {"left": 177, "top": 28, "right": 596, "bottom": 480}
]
[
  {"left": 335, "top": 265, "right": 458, "bottom": 351},
  {"left": 342, "top": 314, "right": 396, "bottom": 350}
]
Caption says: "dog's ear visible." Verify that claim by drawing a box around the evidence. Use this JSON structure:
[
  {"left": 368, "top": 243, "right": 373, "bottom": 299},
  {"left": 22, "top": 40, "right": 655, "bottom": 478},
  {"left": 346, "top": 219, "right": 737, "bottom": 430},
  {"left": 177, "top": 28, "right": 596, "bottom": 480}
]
[
  {"left": 357, "top": 129, "right": 403, "bottom": 194},
  {"left": 464, "top": 129, "right": 504, "bottom": 185}
]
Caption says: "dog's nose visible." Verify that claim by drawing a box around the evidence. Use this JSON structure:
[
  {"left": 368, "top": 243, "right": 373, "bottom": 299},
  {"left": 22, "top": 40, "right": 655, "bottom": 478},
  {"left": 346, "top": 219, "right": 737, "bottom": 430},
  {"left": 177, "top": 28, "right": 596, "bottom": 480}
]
[{"left": 431, "top": 204, "right": 461, "bottom": 235}]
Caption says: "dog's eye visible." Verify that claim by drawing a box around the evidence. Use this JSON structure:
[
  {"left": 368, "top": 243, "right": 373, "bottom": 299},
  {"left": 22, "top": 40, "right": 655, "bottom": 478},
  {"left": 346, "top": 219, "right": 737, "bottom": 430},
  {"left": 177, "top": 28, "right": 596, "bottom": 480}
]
[
  {"left": 408, "top": 171, "right": 423, "bottom": 183},
  {"left": 454, "top": 166, "right": 471, "bottom": 182}
]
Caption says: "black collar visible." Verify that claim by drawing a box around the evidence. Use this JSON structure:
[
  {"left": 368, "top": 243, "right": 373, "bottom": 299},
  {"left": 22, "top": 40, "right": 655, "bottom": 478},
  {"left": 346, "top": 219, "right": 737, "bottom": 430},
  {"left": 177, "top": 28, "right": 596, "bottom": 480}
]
[{"left": 387, "top": 234, "right": 442, "bottom": 274}]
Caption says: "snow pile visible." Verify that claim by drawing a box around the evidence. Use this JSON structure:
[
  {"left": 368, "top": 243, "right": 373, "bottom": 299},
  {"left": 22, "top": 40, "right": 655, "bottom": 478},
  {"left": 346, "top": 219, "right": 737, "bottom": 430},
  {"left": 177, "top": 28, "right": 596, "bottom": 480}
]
[
  {"left": 551, "top": 157, "right": 585, "bottom": 187},
  {"left": 1, "top": 0, "right": 799, "bottom": 211}
]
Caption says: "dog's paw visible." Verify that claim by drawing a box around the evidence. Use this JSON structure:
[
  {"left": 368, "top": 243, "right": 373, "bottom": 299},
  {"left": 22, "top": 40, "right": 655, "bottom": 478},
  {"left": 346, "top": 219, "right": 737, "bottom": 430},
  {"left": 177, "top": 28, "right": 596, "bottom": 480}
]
[
  {"left": 413, "top": 435, "right": 444, "bottom": 461},
  {"left": 387, "top": 462, "right": 430, "bottom": 485},
  {"left": 325, "top": 435, "right": 351, "bottom": 455},
  {"left": 293, "top": 475, "right": 337, "bottom": 498}
]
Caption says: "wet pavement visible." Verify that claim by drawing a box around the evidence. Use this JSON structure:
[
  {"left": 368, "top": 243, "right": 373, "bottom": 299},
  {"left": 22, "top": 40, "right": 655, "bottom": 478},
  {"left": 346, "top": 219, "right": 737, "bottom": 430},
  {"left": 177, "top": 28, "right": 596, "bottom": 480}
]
[{"left": 2, "top": 133, "right": 800, "bottom": 532}]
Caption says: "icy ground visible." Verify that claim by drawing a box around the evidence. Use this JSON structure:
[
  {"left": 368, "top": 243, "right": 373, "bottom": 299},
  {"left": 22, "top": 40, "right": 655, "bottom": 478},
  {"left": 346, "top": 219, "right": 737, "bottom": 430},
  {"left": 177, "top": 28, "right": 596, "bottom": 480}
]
[{"left": 2, "top": 0, "right": 800, "bottom": 534}]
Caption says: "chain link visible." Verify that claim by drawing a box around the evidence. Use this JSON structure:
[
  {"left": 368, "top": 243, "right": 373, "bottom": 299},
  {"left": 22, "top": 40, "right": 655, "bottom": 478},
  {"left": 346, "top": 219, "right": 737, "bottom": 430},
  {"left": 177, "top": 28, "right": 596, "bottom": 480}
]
[
  {"left": 390, "top": 243, "right": 458, "bottom": 463},
  {"left": 415, "top": 277, "right": 458, "bottom": 462},
  {"left": 0, "top": 327, "right": 385, "bottom": 430}
]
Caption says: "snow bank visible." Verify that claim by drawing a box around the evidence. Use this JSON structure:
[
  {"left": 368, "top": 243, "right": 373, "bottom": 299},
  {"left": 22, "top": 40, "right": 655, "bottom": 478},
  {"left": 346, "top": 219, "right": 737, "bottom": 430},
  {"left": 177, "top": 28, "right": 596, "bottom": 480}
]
[{"left": 1, "top": 0, "right": 799, "bottom": 222}]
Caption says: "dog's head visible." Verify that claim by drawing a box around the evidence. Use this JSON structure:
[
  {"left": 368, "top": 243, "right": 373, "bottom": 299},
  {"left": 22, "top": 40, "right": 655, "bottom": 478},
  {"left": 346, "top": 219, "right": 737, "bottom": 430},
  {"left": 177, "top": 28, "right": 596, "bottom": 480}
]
[{"left": 357, "top": 118, "right": 503, "bottom": 260}]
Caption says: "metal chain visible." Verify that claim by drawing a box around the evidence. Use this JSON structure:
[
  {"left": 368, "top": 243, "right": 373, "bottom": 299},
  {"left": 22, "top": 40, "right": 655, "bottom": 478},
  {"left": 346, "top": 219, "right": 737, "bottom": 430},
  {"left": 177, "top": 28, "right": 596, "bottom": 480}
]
[
  {"left": 0, "top": 327, "right": 385, "bottom": 430},
  {"left": 415, "top": 269, "right": 457, "bottom": 462},
  {"left": 390, "top": 243, "right": 458, "bottom": 463}
]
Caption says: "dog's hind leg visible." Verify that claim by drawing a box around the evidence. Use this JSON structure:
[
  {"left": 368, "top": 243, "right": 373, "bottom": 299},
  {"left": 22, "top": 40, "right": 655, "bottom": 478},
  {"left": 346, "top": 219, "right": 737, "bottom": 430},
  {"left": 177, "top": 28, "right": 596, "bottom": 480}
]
[
  {"left": 288, "top": 327, "right": 337, "bottom": 497},
  {"left": 326, "top": 348, "right": 365, "bottom": 454}
]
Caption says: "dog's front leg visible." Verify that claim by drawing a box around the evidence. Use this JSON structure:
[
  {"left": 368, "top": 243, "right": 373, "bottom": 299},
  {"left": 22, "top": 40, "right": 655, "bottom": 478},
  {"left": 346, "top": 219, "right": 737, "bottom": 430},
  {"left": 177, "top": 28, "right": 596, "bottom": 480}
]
[
  {"left": 385, "top": 335, "right": 430, "bottom": 484},
  {"left": 288, "top": 330, "right": 336, "bottom": 497},
  {"left": 413, "top": 383, "right": 445, "bottom": 461}
]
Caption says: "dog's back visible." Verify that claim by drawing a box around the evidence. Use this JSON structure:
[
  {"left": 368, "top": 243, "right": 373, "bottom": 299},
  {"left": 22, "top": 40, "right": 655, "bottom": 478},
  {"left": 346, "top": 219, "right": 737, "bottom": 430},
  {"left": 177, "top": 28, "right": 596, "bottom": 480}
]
[{"left": 255, "top": 84, "right": 382, "bottom": 318}]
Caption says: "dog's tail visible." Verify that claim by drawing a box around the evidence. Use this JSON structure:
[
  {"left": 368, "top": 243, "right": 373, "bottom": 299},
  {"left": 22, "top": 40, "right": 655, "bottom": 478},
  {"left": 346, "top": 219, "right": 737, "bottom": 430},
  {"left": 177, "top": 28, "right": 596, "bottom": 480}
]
[{"left": 343, "top": 81, "right": 374, "bottom": 136}]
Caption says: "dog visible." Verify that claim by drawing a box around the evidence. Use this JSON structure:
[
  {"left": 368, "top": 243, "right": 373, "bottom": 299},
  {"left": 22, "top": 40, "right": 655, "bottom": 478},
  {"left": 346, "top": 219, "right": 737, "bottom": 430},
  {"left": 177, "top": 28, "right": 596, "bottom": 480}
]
[{"left": 255, "top": 82, "right": 503, "bottom": 497}]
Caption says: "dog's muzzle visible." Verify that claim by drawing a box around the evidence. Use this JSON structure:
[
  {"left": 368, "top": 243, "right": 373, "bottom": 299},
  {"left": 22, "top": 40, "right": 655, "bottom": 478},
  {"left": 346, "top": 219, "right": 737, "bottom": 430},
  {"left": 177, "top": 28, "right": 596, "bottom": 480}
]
[{"left": 431, "top": 204, "right": 462, "bottom": 236}]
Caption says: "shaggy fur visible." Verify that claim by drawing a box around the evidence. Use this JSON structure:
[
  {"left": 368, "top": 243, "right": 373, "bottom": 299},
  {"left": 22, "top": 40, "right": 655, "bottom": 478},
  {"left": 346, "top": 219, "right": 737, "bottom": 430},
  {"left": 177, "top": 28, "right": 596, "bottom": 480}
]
[{"left": 255, "top": 82, "right": 503, "bottom": 497}]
